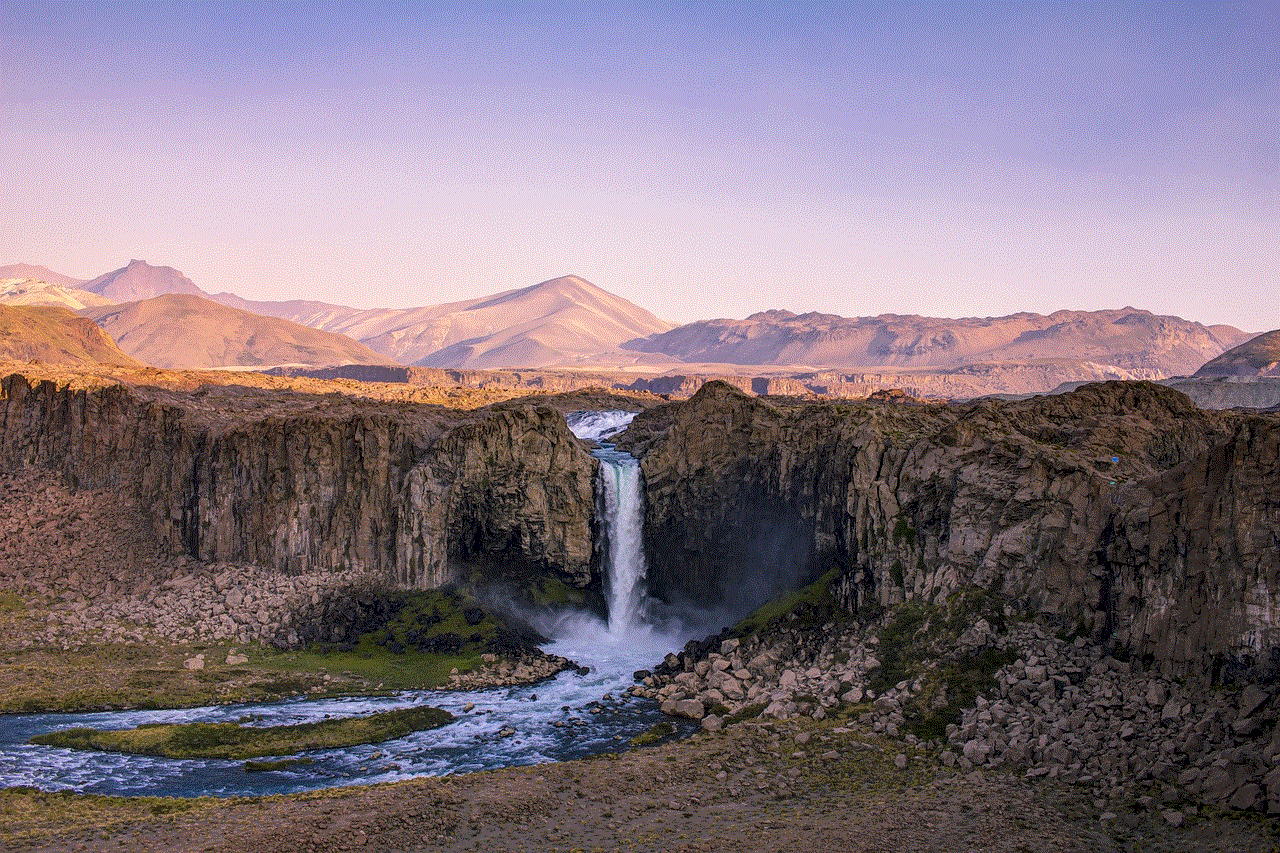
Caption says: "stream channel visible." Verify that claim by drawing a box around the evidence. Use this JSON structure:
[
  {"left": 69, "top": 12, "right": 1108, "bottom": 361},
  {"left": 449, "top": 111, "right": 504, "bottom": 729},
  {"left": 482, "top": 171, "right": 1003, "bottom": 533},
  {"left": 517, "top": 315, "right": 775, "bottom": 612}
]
[{"left": 0, "top": 411, "right": 704, "bottom": 797}]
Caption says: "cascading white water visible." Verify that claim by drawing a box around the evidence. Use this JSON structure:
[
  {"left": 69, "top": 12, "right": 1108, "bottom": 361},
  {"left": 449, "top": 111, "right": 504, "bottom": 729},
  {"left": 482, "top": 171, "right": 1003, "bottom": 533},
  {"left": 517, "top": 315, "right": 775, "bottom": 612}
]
[
  {"left": 565, "top": 410, "right": 649, "bottom": 633},
  {"left": 0, "top": 409, "right": 698, "bottom": 800},
  {"left": 598, "top": 452, "right": 647, "bottom": 633}
]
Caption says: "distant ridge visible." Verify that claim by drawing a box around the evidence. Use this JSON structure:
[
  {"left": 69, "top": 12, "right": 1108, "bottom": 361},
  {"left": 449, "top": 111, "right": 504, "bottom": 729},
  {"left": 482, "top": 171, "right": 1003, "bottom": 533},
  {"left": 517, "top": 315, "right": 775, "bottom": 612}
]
[
  {"left": 626, "top": 307, "right": 1253, "bottom": 378},
  {"left": 4, "top": 258, "right": 1259, "bottom": 390},
  {"left": 84, "top": 294, "right": 391, "bottom": 370},
  {"left": 1195, "top": 329, "right": 1280, "bottom": 378},
  {"left": 213, "top": 274, "right": 676, "bottom": 368},
  {"left": 0, "top": 263, "right": 88, "bottom": 291},
  {"left": 0, "top": 304, "right": 141, "bottom": 367},
  {"left": 0, "top": 279, "right": 116, "bottom": 311}
]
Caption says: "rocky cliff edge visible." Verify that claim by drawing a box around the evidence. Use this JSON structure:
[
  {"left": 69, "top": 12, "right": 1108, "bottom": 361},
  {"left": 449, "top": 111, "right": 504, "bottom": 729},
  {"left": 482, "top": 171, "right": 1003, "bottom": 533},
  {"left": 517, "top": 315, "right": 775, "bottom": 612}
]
[
  {"left": 0, "top": 370, "right": 599, "bottom": 597},
  {"left": 621, "top": 380, "right": 1280, "bottom": 681}
]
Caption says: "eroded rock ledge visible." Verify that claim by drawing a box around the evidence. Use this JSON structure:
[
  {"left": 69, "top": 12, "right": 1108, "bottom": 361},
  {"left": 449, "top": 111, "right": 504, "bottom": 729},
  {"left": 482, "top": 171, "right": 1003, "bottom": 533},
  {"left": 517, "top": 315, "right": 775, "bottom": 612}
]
[
  {"left": 0, "top": 370, "right": 599, "bottom": 595},
  {"left": 622, "top": 380, "right": 1280, "bottom": 680}
]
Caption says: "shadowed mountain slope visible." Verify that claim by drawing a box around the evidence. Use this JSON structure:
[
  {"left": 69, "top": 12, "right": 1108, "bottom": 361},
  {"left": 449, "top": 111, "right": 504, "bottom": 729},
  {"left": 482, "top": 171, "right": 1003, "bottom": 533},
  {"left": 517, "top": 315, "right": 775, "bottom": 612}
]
[
  {"left": 1195, "top": 329, "right": 1280, "bottom": 378},
  {"left": 84, "top": 294, "right": 391, "bottom": 369},
  {"left": 0, "top": 304, "right": 141, "bottom": 367}
]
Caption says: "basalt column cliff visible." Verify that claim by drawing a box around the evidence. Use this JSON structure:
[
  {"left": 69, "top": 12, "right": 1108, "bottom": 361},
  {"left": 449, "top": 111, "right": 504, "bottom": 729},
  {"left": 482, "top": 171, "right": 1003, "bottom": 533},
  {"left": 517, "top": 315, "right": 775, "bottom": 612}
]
[
  {"left": 621, "top": 381, "right": 1280, "bottom": 681},
  {"left": 0, "top": 372, "right": 599, "bottom": 595}
]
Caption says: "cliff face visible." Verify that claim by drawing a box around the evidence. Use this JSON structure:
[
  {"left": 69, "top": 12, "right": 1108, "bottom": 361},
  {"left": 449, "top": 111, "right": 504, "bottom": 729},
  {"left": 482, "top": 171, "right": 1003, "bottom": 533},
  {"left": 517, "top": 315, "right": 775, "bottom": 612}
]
[
  {"left": 622, "top": 381, "right": 1280, "bottom": 680},
  {"left": 396, "top": 401, "right": 597, "bottom": 590},
  {"left": 0, "top": 372, "right": 598, "bottom": 592}
]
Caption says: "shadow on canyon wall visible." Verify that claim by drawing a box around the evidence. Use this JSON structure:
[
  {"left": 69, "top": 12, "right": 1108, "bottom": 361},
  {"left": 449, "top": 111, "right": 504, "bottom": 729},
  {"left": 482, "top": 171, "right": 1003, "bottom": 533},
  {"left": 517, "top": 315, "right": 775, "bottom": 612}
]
[{"left": 2, "top": 368, "right": 1277, "bottom": 681}]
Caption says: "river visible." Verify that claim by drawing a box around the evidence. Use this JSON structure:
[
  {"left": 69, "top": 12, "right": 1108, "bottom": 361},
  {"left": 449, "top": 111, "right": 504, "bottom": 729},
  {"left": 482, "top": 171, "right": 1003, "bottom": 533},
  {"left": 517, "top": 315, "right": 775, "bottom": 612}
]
[{"left": 0, "top": 411, "right": 703, "bottom": 797}]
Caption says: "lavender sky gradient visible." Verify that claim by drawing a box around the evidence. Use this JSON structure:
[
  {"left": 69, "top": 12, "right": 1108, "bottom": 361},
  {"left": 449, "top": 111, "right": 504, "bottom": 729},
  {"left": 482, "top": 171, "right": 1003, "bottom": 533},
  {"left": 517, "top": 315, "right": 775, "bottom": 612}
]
[{"left": 2, "top": 1, "right": 1276, "bottom": 329}]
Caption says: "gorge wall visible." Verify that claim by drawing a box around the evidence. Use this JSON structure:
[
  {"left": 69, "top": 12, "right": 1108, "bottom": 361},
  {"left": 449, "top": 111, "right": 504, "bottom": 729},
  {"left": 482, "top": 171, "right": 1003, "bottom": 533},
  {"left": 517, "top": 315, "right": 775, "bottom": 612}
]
[
  {"left": 621, "top": 381, "right": 1280, "bottom": 682},
  {"left": 4, "top": 367, "right": 1278, "bottom": 682},
  {"left": 0, "top": 371, "right": 599, "bottom": 594}
]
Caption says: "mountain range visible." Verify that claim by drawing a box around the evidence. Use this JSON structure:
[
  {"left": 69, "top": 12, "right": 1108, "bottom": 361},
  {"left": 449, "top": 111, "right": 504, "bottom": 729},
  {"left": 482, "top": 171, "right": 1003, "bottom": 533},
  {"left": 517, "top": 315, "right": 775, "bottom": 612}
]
[
  {"left": 1195, "top": 329, "right": 1280, "bottom": 378},
  {"left": 0, "top": 260, "right": 1265, "bottom": 393},
  {"left": 210, "top": 274, "right": 675, "bottom": 368},
  {"left": 625, "top": 308, "right": 1252, "bottom": 377},
  {"left": 83, "top": 294, "right": 388, "bottom": 370}
]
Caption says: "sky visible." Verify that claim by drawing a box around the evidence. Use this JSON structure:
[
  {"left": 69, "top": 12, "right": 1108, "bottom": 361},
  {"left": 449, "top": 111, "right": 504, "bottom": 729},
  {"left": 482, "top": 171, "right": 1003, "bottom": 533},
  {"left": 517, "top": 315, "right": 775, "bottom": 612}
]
[{"left": 1, "top": 1, "right": 1276, "bottom": 330}]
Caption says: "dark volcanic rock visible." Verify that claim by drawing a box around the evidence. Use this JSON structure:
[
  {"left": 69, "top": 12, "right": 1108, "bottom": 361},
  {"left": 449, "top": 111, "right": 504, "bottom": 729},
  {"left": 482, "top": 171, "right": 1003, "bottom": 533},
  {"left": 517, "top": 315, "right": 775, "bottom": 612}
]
[
  {"left": 0, "top": 372, "right": 598, "bottom": 593},
  {"left": 623, "top": 380, "right": 1280, "bottom": 680}
]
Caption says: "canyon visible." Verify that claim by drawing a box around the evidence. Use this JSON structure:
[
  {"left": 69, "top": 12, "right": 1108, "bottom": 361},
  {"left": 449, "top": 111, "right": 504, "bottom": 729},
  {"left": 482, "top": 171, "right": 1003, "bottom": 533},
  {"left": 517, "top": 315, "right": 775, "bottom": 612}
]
[
  {"left": 1, "top": 361, "right": 1279, "bottom": 848},
  {"left": 2, "top": 364, "right": 1277, "bottom": 680},
  {"left": 622, "top": 380, "right": 1280, "bottom": 681}
]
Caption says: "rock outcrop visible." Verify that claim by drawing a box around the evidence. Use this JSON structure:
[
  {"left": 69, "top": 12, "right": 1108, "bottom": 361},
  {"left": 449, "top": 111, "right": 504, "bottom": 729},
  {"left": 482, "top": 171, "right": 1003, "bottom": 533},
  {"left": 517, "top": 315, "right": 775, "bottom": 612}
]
[
  {"left": 621, "top": 380, "right": 1280, "bottom": 680},
  {"left": 635, "top": 612, "right": 1280, "bottom": 816},
  {"left": 1159, "top": 376, "right": 1280, "bottom": 410},
  {"left": 0, "top": 370, "right": 599, "bottom": 595}
]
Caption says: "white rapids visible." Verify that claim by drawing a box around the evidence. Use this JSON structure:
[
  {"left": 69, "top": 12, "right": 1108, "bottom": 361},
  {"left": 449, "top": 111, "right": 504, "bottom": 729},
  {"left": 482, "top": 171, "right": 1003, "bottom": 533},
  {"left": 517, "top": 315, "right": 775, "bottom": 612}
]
[{"left": 0, "top": 409, "right": 703, "bottom": 798}]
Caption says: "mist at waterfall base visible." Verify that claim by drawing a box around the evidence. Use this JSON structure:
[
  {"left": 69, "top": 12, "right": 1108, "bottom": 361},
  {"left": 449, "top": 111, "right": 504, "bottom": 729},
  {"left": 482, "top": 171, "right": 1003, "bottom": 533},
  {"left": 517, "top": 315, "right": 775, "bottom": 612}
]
[
  {"left": 0, "top": 411, "right": 709, "bottom": 797},
  {"left": 566, "top": 410, "right": 815, "bottom": 635},
  {"left": 530, "top": 410, "right": 729, "bottom": 646}
]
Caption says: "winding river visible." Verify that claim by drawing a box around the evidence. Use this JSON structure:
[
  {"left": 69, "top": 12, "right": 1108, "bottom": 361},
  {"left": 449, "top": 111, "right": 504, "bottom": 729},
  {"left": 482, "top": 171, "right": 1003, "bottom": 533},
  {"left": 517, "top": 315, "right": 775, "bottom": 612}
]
[{"left": 0, "top": 411, "right": 700, "bottom": 798}]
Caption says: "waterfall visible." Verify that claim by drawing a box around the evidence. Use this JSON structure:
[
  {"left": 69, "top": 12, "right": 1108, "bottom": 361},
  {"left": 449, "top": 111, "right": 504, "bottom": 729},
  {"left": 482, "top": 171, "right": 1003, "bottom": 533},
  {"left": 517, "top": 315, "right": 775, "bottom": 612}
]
[
  {"left": 598, "top": 451, "right": 648, "bottom": 633},
  {"left": 566, "top": 411, "right": 648, "bottom": 633}
]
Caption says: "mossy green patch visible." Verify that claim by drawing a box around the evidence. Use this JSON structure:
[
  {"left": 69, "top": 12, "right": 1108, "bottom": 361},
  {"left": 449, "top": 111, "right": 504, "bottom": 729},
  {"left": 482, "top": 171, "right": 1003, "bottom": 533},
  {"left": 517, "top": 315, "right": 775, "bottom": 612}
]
[
  {"left": 0, "top": 587, "right": 549, "bottom": 713},
  {"left": 867, "top": 584, "right": 1017, "bottom": 740},
  {"left": 288, "top": 587, "right": 545, "bottom": 692},
  {"left": 869, "top": 600, "right": 939, "bottom": 693},
  {"left": 723, "top": 702, "right": 766, "bottom": 725},
  {"left": 892, "top": 516, "right": 916, "bottom": 547},
  {"left": 900, "top": 647, "right": 1019, "bottom": 741},
  {"left": 629, "top": 721, "right": 675, "bottom": 747},
  {"left": 731, "top": 567, "right": 844, "bottom": 636},
  {"left": 528, "top": 576, "right": 593, "bottom": 609},
  {"left": 30, "top": 705, "right": 454, "bottom": 760}
]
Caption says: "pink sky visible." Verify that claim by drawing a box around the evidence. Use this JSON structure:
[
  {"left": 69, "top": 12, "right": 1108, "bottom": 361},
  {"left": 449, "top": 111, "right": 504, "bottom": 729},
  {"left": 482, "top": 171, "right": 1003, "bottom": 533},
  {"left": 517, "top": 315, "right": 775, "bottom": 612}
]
[{"left": 2, "top": 2, "right": 1275, "bottom": 330}]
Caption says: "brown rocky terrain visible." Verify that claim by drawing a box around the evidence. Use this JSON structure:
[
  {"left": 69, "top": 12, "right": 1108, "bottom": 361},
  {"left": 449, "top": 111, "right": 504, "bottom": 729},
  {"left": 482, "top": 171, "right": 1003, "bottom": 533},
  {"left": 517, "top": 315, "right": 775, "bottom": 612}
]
[
  {"left": 0, "top": 305, "right": 141, "bottom": 367},
  {"left": 639, "top": 605, "right": 1280, "bottom": 816},
  {"left": 3, "top": 363, "right": 1280, "bottom": 850},
  {"left": 1196, "top": 329, "right": 1280, "bottom": 378},
  {"left": 626, "top": 307, "right": 1252, "bottom": 377},
  {"left": 621, "top": 380, "right": 1280, "bottom": 679},
  {"left": 83, "top": 294, "right": 392, "bottom": 369},
  {"left": 0, "top": 467, "right": 574, "bottom": 712},
  {"left": 0, "top": 365, "right": 605, "bottom": 597}
]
